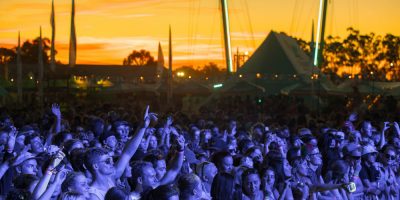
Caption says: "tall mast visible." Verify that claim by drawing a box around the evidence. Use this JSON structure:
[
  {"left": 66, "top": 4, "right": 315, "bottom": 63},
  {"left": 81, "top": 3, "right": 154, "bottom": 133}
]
[
  {"left": 17, "top": 32, "right": 22, "bottom": 103},
  {"left": 167, "top": 25, "right": 173, "bottom": 104},
  {"left": 38, "top": 27, "right": 44, "bottom": 105},
  {"left": 221, "top": 0, "right": 233, "bottom": 74},
  {"left": 313, "top": 0, "right": 328, "bottom": 67},
  {"left": 50, "top": 0, "right": 56, "bottom": 71}
]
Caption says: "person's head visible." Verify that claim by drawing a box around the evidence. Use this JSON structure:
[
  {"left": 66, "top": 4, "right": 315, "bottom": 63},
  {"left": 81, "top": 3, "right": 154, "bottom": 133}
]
[
  {"left": 60, "top": 192, "right": 87, "bottom": 200},
  {"left": 242, "top": 168, "right": 261, "bottom": 197},
  {"left": 240, "top": 156, "right": 254, "bottom": 168},
  {"left": 146, "top": 184, "right": 179, "bottom": 200},
  {"left": 361, "top": 121, "right": 373, "bottom": 137},
  {"left": 129, "top": 161, "right": 159, "bottom": 191},
  {"left": 361, "top": 145, "right": 378, "bottom": 164},
  {"left": 148, "top": 135, "right": 158, "bottom": 150},
  {"left": 13, "top": 174, "right": 39, "bottom": 193},
  {"left": 84, "top": 147, "right": 115, "bottom": 177},
  {"left": 25, "top": 134, "right": 44, "bottom": 154},
  {"left": 269, "top": 157, "right": 291, "bottom": 183},
  {"left": 0, "top": 130, "right": 8, "bottom": 146},
  {"left": 16, "top": 158, "right": 38, "bottom": 176},
  {"left": 349, "top": 130, "right": 362, "bottom": 144},
  {"left": 226, "top": 136, "right": 237, "bottom": 152},
  {"left": 90, "top": 118, "right": 105, "bottom": 137},
  {"left": 100, "top": 131, "right": 118, "bottom": 150},
  {"left": 6, "top": 189, "right": 32, "bottom": 200},
  {"left": 382, "top": 145, "right": 397, "bottom": 166},
  {"left": 342, "top": 143, "right": 361, "bottom": 167},
  {"left": 261, "top": 168, "right": 276, "bottom": 190},
  {"left": 144, "top": 154, "right": 167, "bottom": 180},
  {"left": 61, "top": 172, "right": 90, "bottom": 196},
  {"left": 246, "top": 147, "right": 263, "bottom": 165},
  {"left": 196, "top": 161, "right": 218, "bottom": 184},
  {"left": 113, "top": 121, "right": 129, "bottom": 142},
  {"left": 63, "top": 139, "right": 84, "bottom": 155},
  {"left": 292, "top": 158, "right": 309, "bottom": 177},
  {"left": 211, "top": 172, "right": 235, "bottom": 200},
  {"left": 105, "top": 187, "right": 130, "bottom": 200},
  {"left": 304, "top": 146, "right": 323, "bottom": 166},
  {"left": 212, "top": 151, "right": 233, "bottom": 174},
  {"left": 239, "top": 139, "right": 254, "bottom": 154},
  {"left": 178, "top": 173, "right": 203, "bottom": 200}
]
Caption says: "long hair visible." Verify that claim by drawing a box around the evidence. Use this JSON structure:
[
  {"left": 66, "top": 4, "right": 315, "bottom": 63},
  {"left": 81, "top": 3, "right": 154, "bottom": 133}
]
[{"left": 211, "top": 172, "right": 235, "bottom": 200}]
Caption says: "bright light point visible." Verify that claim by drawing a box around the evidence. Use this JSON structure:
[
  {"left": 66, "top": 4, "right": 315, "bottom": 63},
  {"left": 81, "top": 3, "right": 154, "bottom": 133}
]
[
  {"left": 370, "top": 71, "right": 374, "bottom": 75},
  {"left": 293, "top": 74, "right": 297, "bottom": 78},
  {"left": 391, "top": 63, "right": 394, "bottom": 67},
  {"left": 275, "top": 74, "right": 278, "bottom": 78},
  {"left": 157, "top": 75, "right": 160, "bottom": 78},
  {"left": 348, "top": 75, "right": 352, "bottom": 79},
  {"left": 177, "top": 72, "right": 185, "bottom": 77},
  {"left": 10, "top": 78, "right": 14, "bottom": 82},
  {"left": 29, "top": 76, "right": 33, "bottom": 80},
  {"left": 205, "top": 77, "right": 209, "bottom": 80},
  {"left": 244, "top": 51, "right": 249, "bottom": 56},
  {"left": 213, "top": 83, "right": 223, "bottom": 88},
  {"left": 256, "top": 73, "right": 261, "bottom": 78},
  {"left": 36, "top": 81, "right": 39, "bottom": 84},
  {"left": 140, "top": 76, "right": 144, "bottom": 80},
  {"left": 188, "top": 76, "right": 192, "bottom": 79},
  {"left": 239, "top": 74, "right": 243, "bottom": 78}
]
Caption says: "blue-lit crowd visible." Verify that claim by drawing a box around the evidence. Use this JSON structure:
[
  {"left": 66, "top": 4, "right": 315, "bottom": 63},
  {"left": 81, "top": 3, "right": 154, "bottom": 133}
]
[{"left": 0, "top": 95, "right": 399, "bottom": 200}]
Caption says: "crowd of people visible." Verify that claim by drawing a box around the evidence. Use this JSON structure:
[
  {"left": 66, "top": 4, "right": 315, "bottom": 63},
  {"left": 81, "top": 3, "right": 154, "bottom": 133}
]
[{"left": 0, "top": 94, "right": 399, "bottom": 200}]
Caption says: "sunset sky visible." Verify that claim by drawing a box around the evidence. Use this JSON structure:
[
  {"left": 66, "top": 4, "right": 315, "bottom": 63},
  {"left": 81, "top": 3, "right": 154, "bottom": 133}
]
[{"left": 0, "top": 0, "right": 399, "bottom": 69}]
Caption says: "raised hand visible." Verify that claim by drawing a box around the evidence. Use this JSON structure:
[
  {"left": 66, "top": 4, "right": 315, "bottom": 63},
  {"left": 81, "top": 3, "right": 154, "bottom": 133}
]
[
  {"left": 11, "top": 148, "right": 33, "bottom": 167},
  {"left": 6, "top": 126, "right": 17, "bottom": 152},
  {"left": 53, "top": 166, "right": 68, "bottom": 185},
  {"left": 176, "top": 135, "right": 185, "bottom": 152},
  {"left": 48, "top": 150, "right": 65, "bottom": 170},
  {"left": 383, "top": 121, "right": 390, "bottom": 132},
  {"left": 51, "top": 103, "right": 61, "bottom": 118},
  {"left": 143, "top": 105, "right": 157, "bottom": 128},
  {"left": 348, "top": 112, "right": 358, "bottom": 122},
  {"left": 166, "top": 116, "right": 173, "bottom": 127}
]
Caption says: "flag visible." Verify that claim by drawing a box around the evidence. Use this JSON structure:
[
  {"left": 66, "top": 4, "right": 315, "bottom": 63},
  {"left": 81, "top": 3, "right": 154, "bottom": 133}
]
[
  {"left": 50, "top": 0, "right": 56, "bottom": 71},
  {"left": 17, "top": 32, "right": 22, "bottom": 103},
  {"left": 69, "top": 0, "right": 76, "bottom": 67}
]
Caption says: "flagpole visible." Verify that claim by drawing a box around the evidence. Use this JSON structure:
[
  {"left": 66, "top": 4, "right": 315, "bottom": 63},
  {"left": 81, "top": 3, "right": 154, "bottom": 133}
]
[
  {"left": 69, "top": 0, "right": 76, "bottom": 67},
  {"left": 167, "top": 25, "right": 173, "bottom": 105},
  {"left": 156, "top": 42, "right": 164, "bottom": 85},
  {"left": 50, "top": 0, "right": 56, "bottom": 71},
  {"left": 17, "top": 32, "right": 22, "bottom": 103},
  {"left": 38, "top": 27, "right": 44, "bottom": 106}
]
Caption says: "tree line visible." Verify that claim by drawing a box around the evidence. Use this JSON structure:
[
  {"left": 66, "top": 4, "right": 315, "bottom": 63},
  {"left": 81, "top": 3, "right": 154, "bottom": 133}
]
[{"left": 296, "top": 27, "right": 400, "bottom": 82}]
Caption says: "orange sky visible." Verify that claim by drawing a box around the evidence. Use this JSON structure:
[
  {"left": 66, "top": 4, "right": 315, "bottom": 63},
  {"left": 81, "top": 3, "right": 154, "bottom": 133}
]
[{"left": 0, "top": 0, "right": 399, "bottom": 69}]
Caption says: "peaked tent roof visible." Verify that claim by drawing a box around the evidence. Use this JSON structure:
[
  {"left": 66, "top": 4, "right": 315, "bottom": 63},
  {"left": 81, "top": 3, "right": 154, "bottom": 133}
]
[{"left": 238, "top": 31, "right": 319, "bottom": 79}]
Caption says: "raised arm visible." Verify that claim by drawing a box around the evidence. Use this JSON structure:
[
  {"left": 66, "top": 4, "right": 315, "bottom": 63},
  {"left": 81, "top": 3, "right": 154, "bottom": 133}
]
[
  {"left": 51, "top": 103, "right": 62, "bottom": 134},
  {"left": 114, "top": 105, "right": 157, "bottom": 178},
  {"left": 32, "top": 151, "right": 65, "bottom": 199},
  {"left": 159, "top": 135, "right": 185, "bottom": 185},
  {"left": 37, "top": 169, "right": 67, "bottom": 200}
]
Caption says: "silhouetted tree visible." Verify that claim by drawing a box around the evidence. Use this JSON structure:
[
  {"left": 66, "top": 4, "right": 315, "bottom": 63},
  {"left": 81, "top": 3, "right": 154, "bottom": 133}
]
[{"left": 123, "top": 49, "right": 156, "bottom": 66}]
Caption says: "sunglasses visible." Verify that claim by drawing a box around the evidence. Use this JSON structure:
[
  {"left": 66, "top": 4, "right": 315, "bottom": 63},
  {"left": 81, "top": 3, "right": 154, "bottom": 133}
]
[{"left": 386, "top": 154, "right": 396, "bottom": 160}]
